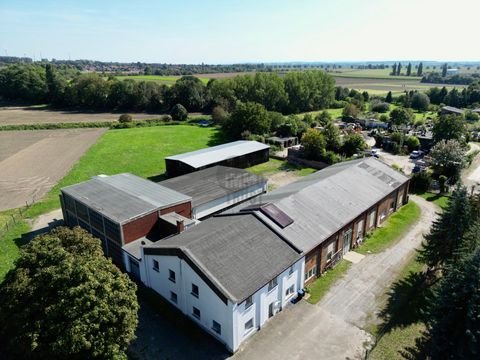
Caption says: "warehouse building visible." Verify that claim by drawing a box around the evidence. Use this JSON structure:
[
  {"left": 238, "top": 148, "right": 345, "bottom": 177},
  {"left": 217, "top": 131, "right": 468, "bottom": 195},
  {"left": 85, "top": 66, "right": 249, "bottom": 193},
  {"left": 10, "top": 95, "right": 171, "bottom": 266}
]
[
  {"left": 159, "top": 166, "right": 267, "bottom": 219},
  {"left": 60, "top": 173, "right": 192, "bottom": 266},
  {"left": 165, "top": 140, "right": 270, "bottom": 177}
]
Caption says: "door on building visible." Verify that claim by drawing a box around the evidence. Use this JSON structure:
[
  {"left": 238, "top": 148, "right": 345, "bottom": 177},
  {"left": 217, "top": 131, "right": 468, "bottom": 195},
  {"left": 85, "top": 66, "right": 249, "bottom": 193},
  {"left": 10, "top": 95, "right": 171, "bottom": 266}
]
[
  {"left": 343, "top": 229, "right": 352, "bottom": 254},
  {"left": 129, "top": 257, "right": 141, "bottom": 280}
]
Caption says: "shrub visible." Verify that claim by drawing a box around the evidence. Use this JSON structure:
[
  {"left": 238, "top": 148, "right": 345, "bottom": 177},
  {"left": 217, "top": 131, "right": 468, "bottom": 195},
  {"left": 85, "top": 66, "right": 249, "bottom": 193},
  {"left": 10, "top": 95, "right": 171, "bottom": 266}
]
[
  {"left": 118, "top": 113, "right": 133, "bottom": 123},
  {"left": 410, "top": 171, "right": 432, "bottom": 193},
  {"left": 321, "top": 150, "right": 341, "bottom": 164},
  {"left": 410, "top": 92, "right": 431, "bottom": 112},
  {"left": 211, "top": 106, "right": 229, "bottom": 125},
  {"left": 161, "top": 114, "right": 173, "bottom": 122},
  {"left": 170, "top": 103, "right": 188, "bottom": 121},
  {"left": 371, "top": 101, "right": 390, "bottom": 113},
  {"left": 406, "top": 135, "right": 420, "bottom": 151}
]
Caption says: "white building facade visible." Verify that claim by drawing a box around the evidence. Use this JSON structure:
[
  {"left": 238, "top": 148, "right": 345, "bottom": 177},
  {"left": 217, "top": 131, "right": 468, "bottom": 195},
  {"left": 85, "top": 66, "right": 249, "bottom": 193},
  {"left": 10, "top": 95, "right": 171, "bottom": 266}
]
[{"left": 139, "top": 250, "right": 305, "bottom": 352}]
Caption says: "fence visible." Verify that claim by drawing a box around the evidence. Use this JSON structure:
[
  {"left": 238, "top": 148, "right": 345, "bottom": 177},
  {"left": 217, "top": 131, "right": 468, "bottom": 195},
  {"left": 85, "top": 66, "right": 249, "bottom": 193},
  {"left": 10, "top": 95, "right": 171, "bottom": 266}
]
[{"left": 0, "top": 198, "right": 36, "bottom": 239}]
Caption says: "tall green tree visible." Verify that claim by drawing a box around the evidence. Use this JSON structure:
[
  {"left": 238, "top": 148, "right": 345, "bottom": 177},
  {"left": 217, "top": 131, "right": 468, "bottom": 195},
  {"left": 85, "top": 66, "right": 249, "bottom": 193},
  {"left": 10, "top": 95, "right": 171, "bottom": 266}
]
[
  {"left": 0, "top": 227, "right": 138, "bottom": 360},
  {"left": 397, "top": 62, "right": 402, "bottom": 75},
  {"left": 322, "top": 119, "right": 342, "bottom": 152},
  {"left": 385, "top": 91, "right": 393, "bottom": 103},
  {"left": 425, "top": 246, "right": 480, "bottom": 359},
  {"left": 341, "top": 133, "right": 366, "bottom": 157},
  {"left": 406, "top": 62, "right": 412, "bottom": 76},
  {"left": 410, "top": 92, "right": 431, "bottom": 112},
  {"left": 418, "top": 186, "right": 472, "bottom": 270},
  {"left": 224, "top": 101, "right": 271, "bottom": 138},
  {"left": 391, "top": 63, "right": 397, "bottom": 76},
  {"left": 432, "top": 114, "right": 467, "bottom": 143},
  {"left": 417, "top": 62, "right": 423, "bottom": 76},
  {"left": 429, "top": 139, "right": 466, "bottom": 181},
  {"left": 301, "top": 128, "right": 326, "bottom": 160},
  {"left": 442, "top": 63, "right": 448, "bottom": 77},
  {"left": 389, "top": 107, "right": 413, "bottom": 126}
]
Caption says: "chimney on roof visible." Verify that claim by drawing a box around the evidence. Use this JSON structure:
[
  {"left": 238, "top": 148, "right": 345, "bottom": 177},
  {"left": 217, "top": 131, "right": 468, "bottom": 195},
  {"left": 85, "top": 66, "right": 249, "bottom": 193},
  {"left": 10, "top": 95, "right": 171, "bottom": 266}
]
[{"left": 176, "top": 219, "right": 185, "bottom": 234}]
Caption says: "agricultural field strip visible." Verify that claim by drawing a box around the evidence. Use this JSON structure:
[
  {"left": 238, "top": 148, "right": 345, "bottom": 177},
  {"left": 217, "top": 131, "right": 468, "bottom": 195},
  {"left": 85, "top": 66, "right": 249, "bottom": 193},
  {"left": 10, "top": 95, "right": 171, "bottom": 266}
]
[{"left": 0, "top": 129, "right": 106, "bottom": 211}]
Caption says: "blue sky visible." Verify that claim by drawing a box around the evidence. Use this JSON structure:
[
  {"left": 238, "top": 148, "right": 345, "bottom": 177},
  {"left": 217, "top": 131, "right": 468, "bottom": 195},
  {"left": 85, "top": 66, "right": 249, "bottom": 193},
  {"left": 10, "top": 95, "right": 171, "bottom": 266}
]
[{"left": 1, "top": 0, "right": 479, "bottom": 63}]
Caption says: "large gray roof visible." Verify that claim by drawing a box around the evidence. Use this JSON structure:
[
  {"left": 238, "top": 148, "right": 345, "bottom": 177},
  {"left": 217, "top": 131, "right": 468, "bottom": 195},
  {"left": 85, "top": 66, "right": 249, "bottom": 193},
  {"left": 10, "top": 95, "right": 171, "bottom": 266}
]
[
  {"left": 61, "top": 173, "right": 191, "bottom": 224},
  {"left": 233, "top": 157, "right": 409, "bottom": 252},
  {"left": 159, "top": 166, "right": 267, "bottom": 208},
  {"left": 165, "top": 140, "right": 270, "bottom": 169},
  {"left": 144, "top": 213, "right": 301, "bottom": 303}
]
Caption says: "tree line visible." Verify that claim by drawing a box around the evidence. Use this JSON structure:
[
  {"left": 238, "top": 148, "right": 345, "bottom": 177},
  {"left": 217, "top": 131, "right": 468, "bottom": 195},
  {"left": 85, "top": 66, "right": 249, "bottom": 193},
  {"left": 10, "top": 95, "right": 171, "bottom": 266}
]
[{"left": 0, "top": 64, "right": 335, "bottom": 115}]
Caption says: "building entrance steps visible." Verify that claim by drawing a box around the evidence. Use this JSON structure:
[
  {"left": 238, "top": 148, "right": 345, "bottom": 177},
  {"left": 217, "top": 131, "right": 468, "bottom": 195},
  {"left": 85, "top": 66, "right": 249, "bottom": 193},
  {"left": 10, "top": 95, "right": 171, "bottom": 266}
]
[{"left": 343, "top": 251, "right": 365, "bottom": 264}]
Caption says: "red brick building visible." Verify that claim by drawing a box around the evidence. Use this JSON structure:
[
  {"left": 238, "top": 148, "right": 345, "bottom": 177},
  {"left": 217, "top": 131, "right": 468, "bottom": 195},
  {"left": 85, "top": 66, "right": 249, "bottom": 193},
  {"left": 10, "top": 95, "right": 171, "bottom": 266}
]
[{"left": 233, "top": 157, "right": 410, "bottom": 285}]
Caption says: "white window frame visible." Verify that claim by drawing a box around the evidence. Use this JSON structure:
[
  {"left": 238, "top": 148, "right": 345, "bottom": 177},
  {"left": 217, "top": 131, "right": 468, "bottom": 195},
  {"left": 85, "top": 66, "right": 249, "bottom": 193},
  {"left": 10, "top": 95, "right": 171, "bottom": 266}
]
[
  {"left": 326, "top": 242, "right": 335, "bottom": 261},
  {"left": 170, "top": 291, "right": 177, "bottom": 304},
  {"left": 191, "top": 283, "right": 199, "bottom": 298},
  {"left": 305, "top": 266, "right": 317, "bottom": 280},
  {"left": 288, "top": 265, "right": 294, "bottom": 276},
  {"left": 192, "top": 306, "right": 201, "bottom": 319},
  {"left": 244, "top": 296, "right": 253, "bottom": 310},
  {"left": 168, "top": 269, "right": 176, "bottom": 283},
  {"left": 285, "top": 284, "right": 295, "bottom": 298},
  {"left": 267, "top": 277, "right": 278, "bottom": 292},
  {"left": 212, "top": 320, "right": 221, "bottom": 335},
  {"left": 244, "top": 318, "right": 254, "bottom": 334},
  {"left": 152, "top": 259, "right": 159, "bottom": 272}
]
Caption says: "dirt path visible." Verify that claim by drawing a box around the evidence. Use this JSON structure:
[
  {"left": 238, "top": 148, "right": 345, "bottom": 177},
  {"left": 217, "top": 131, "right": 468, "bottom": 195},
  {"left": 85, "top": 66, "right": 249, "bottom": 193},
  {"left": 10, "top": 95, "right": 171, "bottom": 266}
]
[
  {"left": 232, "top": 196, "right": 437, "bottom": 360},
  {"left": 267, "top": 171, "right": 302, "bottom": 189}
]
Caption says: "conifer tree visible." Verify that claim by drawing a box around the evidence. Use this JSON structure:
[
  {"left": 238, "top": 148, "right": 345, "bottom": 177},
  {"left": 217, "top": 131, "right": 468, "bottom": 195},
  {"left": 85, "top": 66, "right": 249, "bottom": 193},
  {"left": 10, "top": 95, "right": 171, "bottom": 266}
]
[
  {"left": 406, "top": 62, "right": 412, "bottom": 76},
  {"left": 425, "top": 247, "right": 480, "bottom": 359},
  {"left": 397, "top": 63, "right": 402, "bottom": 76},
  {"left": 385, "top": 91, "right": 393, "bottom": 103},
  {"left": 418, "top": 186, "right": 472, "bottom": 270},
  {"left": 417, "top": 62, "right": 423, "bottom": 76},
  {"left": 391, "top": 63, "right": 397, "bottom": 76}
]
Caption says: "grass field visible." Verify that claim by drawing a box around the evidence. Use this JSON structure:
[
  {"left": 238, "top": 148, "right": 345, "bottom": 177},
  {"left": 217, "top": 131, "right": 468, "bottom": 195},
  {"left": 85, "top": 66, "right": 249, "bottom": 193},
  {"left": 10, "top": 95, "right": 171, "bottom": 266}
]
[
  {"left": 417, "top": 192, "right": 450, "bottom": 209},
  {"left": 329, "top": 68, "right": 422, "bottom": 81},
  {"left": 114, "top": 75, "right": 209, "bottom": 85},
  {"left": 247, "top": 158, "right": 316, "bottom": 177},
  {"left": 0, "top": 220, "right": 30, "bottom": 282},
  {"left": 368, "top": 258, "right": 429, "bottom": 360},
  {"left": 306, "top": 260, "right": 352, "bottom": 304},
  {"left": 356, "top": 202, "right": 421, "bottom": 254},
  {"left": 24, "top": 125, "right": 220, "bottom": 218}
]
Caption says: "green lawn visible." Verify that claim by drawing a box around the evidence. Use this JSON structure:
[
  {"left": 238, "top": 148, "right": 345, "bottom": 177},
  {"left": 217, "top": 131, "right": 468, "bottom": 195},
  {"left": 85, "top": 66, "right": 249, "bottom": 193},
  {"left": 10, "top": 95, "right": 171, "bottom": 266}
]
[
  {"left": 356, "top": 201, "right": 421, "bottom": 254},
  {"left": 368, "top": 258, "right": 429, "bottom": 360},
  {"left": 306, "top": 260, "right": 352, "bottom": 304},
  {"left": 247, "top": 158, "right": 316, "bottom": 177},
  {"left": 114, "top": 75, "right": 209, "bottom": 85},
  {"left": 417, "top": 192, "right": 450, "bottom": 209},
  {"left": 0, "top": 220, "right": 30, "bottom": 282},
  {"left": 25, "top": 125, "right": 220, "bottom": 218}
]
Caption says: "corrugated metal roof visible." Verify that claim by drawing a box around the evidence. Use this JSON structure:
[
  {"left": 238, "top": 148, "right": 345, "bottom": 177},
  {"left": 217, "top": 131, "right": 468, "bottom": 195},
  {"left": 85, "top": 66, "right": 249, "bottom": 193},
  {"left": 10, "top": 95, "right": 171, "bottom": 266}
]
[
  {"left": 61, "top": 173, "right": 191, "bottom": 224},
  {"left": 146, "top": 213, "right": 301, "bottom": 303},
  {"left": 165, "top": 141, "right": 270, "bottom": 169},
  {"left": 159, "top": 166, "right": 267, "bottom": 208},
  {"left": 234, "top": 158, "right": 410, "bottom": 252}
]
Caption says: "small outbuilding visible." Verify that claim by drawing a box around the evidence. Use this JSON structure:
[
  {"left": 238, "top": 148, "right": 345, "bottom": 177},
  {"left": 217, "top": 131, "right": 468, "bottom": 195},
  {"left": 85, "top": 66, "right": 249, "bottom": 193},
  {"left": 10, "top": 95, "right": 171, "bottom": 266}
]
[
  {"left": 441, "top": 106, "right": 464, "bottom": 116},
  {"left": 165, "top": 140, "right": 270, "bottom": 177}
]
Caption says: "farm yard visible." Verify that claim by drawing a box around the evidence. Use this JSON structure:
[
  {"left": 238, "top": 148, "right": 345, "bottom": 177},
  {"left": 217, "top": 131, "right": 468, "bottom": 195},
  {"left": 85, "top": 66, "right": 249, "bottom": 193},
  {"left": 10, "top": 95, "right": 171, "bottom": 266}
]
[
  {"left": 0, "top": 129, "right": 106, "bottom": 211},
  {"left": 0, "top": 106, "right": 160, "bottom": 126}
]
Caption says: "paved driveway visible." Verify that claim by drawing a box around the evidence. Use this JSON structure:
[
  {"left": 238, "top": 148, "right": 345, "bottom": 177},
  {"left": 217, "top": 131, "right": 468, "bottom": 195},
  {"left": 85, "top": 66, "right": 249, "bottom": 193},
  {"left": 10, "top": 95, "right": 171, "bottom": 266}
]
[{"left": 231, "top": 196, "right": 437, "bottom": 360}]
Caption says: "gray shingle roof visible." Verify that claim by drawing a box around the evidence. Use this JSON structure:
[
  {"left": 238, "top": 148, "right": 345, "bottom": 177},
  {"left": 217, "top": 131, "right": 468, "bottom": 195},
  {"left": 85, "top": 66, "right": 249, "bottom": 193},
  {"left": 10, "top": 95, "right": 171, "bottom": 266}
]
[
  {"left": 61, "top": 173, "right": 191, "bottom": 224},
  {"left": 159, "top": 166, "right": 267, "bottom": 208},
  {"left": 234, "top": 157, "right": 409, "bottom": 252},
  {"left": 144, "top": 213, "right": 301, "bottom": 303},
  {"left": 165, "top": 141, "right": 270, "bottom": 169}
]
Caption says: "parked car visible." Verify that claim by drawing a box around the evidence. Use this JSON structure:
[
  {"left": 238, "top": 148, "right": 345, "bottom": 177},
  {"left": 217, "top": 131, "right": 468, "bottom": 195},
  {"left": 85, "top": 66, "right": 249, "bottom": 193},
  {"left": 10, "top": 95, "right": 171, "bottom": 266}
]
[{"left": 409, "top": 150, "right": 424, "bottom": 159}]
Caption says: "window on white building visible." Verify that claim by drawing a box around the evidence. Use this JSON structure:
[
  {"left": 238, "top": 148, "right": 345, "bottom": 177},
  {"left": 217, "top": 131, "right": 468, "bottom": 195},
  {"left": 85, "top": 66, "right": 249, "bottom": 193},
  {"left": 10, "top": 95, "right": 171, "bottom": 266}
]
[
  {"left": 191, "top": 283, "right": 199, "bottom": 298},
  {"left": 152, "top": 259, "right": 159, "bottom": 272},
  {"left": 267, "top": 277, "right": 278, "bottom": 291},
  {"left": 212, "top": 320, "right": 221, "bottom": 335},
  {"left": 285, "top": 284, "right": 295, "bottom": 298},
  {"left": 168, "top": 269, "right": 176, "bottom": 283},
  {"left": 244, "top": 296, "right": 253, "bottom": 310},
  {"left": 244, "top": 318, "right": 254, "bottom": 333},
  {"left": 288, "top": 265, "right": 294, "bottom": 276},
  {"left": 192, "top": 307, "right": 201, "bottom": 319},
  {"left": 170, "top": 291, "right": 177, "bottom": 304}
]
